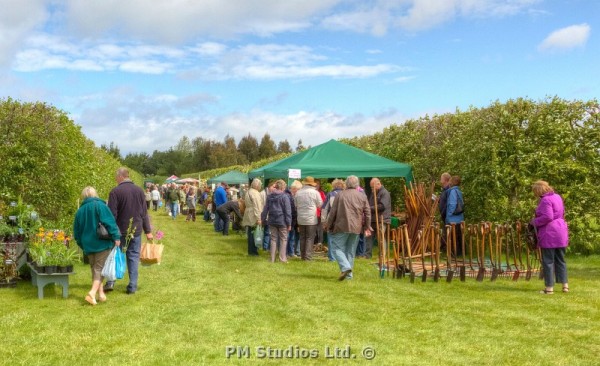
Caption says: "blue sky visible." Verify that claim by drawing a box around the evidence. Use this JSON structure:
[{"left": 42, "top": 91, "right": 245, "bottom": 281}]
[{"left": 1, "top": 0, "right": 597, "bottom": 154}]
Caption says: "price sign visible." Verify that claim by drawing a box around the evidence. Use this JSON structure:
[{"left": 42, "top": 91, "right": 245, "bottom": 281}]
[{"left": 288, "top": 169, "right": 301, "bottom": 179}]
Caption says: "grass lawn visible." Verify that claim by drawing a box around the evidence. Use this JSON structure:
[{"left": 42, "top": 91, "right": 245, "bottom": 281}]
[{"left": 1, "top": 210, "right": 600, "bottom": 365}]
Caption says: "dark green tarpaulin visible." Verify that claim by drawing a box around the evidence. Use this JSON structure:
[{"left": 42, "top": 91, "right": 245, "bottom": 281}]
[
  {"left": 248, "top": 139, "right": 413, "bottom": 182},
  {"left": 207, "top": 170, "right": 249, "bottom": 185}
]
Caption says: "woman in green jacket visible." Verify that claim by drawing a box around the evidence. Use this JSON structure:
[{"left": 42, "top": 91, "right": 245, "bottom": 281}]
[{"left": 73, "top": 187, "right": 121, "bottom": 305}]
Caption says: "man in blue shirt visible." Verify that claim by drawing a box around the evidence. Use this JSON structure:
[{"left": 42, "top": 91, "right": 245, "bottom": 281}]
[{"left": 213, "top": 182, "right": 228, "bottom": 232}]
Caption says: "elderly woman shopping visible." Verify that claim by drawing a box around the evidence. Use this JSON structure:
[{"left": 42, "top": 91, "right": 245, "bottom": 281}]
[
  {"left": 73, "top": 187, "right": 121, "bottom": 305},
  {"left": 531, "top": 180, "right": 569, "bottom": 295}
]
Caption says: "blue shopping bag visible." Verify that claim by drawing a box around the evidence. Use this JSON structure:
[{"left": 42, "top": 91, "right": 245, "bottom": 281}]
[{"left": 115, "top": 247, "right": 126, "bottom": 279}]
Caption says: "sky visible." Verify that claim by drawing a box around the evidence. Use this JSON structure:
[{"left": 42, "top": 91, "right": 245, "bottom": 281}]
[{"left": 1, "top": 0, "right": 598, "bottom": 155}]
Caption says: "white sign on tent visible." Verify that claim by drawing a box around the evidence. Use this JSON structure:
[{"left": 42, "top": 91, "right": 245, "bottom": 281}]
[{"left": 288, "top": 169, "right": 301, "bottom": 179}]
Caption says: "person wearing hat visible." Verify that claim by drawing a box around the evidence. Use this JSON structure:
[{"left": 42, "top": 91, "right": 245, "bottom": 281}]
[{"left": 294, "top": 176, "right": 323, "bottom": 260}]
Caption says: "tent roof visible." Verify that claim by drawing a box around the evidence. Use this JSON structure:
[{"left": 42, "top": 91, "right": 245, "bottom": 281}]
[
  {"left": 207, "top": 170, "right": 249, "bottom": 185},
  {"left": 248, "top": 139, "right": 413, "bottom": 182}
]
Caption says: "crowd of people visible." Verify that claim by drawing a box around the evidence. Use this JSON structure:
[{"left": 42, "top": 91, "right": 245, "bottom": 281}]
[{"left": 72, "top": 168, "right": 570, "bottom": 306}]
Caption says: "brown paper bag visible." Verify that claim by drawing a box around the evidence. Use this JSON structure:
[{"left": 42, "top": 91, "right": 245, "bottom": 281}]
[{"left": 140, "top": 240, "right": 164, "bottom": 265}]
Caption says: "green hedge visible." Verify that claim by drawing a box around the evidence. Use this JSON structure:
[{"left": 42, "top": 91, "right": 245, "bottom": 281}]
[
  {"left": 0, "top": 98, "right": 142, "bottom": 229},
  {"left": 345, "top": 97, "right": 600, "bottom": 254}
]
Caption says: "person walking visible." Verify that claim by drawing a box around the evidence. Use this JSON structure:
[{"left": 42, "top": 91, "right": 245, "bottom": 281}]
[
  {"left": 151, "top": 185, "right": 160, "bottom": 211},
  {"left": 241, "top": 178, "right": 265, "bottom": 256},
  {"left": 531, "top": 180, "right": 569, "bottom": 294},
  {"left": 186, "top": 186, "right": 197, "bottom": 222},
  {"left": 294, "top": 176, "right": 323, "bottom": 261},
  {"left": 322, "top": 178, "right": 345, "bottom": 261},
  {"left": 285, "top": 180, "right": 302, "bottom": 258},
  {"left": 261, "top": 180, "right": 292, "bottom": 263},
  {"left": 104, "top": 168, "right": 153, "bottom": 295},
  {"left": 167, "top": 183, "right": 180, "bottom": 219},
  {"left": 73, "top": 186, "right": 121, "bottom": 305},
  {"left": 325, "top": 176, "right": 371, "bottom": 281},
  {"left": 144, "top": 188, "right": 152, "bottom": 209},
  {"left": 365, "top": 178, "right": 391, "bottom": 260}
]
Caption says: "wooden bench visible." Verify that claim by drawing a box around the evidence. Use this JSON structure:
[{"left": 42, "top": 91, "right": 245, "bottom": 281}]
[{"left": 27, "top": 263, "right": 74, "bottom": 299}]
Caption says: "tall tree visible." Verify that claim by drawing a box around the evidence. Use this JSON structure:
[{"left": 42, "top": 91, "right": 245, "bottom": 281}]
[
  {"left": 277, "top": 139, "right": 292, "bottom": 154},
  {"left": 238, "top": 133, "right": 259, "bottom": 163},
  {"left": 295, "top": 139, "right": 306, "bottom": 152},
  {"left": 258, "top": 133, "right": 277, "bottom": 159},
  {"left": 100, "top": 142, "right": 122, "bottom": 161}
]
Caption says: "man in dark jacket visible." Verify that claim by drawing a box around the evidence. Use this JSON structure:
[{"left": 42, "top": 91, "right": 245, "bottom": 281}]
[
  {"left": 365, "top": 178, "right": 391, "bottom": 260},
  {"left": 104, "top": 167, "right": 153, "bottom": 294}
]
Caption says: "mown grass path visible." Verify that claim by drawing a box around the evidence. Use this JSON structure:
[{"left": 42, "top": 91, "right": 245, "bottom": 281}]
[{"left": 1, "top": 210, "right": 599, "bottom": 365}]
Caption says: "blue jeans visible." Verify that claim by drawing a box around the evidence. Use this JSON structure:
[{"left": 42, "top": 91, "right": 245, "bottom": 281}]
[
  {"left": 106, "top": 234, "right": 141, "bottom": 292},
  {"left": 356, "top": 234, "right": 365, "bottom": 256},
  {"left": 330, "top": 232, "right": 360, "bottom": 278},
  {"left": 170, "top": 202, "right": 179, "bottom": 219},
  {"left": 263, "top": 225, "right": 271, "bottom": 250},
  {"left": 286, "top": 229, "right": 296, "bottom": 256},
  {"left": 326, "top": 231, "right": 336, "bottom": 261}
]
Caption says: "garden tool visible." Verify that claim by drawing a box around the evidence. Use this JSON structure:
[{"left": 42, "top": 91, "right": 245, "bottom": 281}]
[
  {"left": 459, "top": 221, "right": 466, "bottom": 282},
  {"left": 446, "top": 225, "right": 454, "bottom": 283},
  {"left": 403, "top": 225, "right": 415, "bottom": 283},
  {"left": 538, "top": 248, "right": 544, "bottom": 280},
  {"left": 518, "top": 221, "right": 532, "bottom": 280},
  {"left": 399, "top": 227, "right": 406, "bottom": 278},
  {"left": 391, "top": 228, "right": 399, "bottom": 279},
  {"left": 490, "top": 224, "right": 498, "bottom": 282},
  {"left": 390, "top": 222, "right": 392, "bottom": 277},
  {"left": 419, "top": 230, "right": 427, "bottom": 282},
  {"left": 380, "top": 216, "right": 386, "bottom": 279},
  {"left": 468, "top": 224, "right": 475, "bottom": 271},
  {"left": 433, "top": 223, "right": 441, "bottom": 282},
  {"left": 509, "top": 224, "right": 520, "bottom": 281},
  {"left": 476, "top": 223, "right": 485, "bottom": 282}
]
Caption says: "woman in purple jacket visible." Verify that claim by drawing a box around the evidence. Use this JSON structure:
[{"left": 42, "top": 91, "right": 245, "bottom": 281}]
[{"left": 531, "top": 180, "right": 569, "bottom": 294}]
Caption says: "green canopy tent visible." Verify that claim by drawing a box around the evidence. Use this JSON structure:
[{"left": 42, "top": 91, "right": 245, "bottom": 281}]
[
  {"left": 248, "top": 139, "right": 413, "bottom": 183},
  {"left": 207, "top": 170, "right": 249, "bottom": 185}
]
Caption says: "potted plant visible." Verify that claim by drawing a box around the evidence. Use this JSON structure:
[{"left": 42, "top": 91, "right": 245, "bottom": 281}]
[{"left": 57, "top": 246, "right": 79, "bottom": 273}]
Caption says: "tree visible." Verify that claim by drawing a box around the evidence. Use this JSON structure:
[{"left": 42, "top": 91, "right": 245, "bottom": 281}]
[
  {"left": 295, "top": 139, "right": 306, "bottom": 152},
  {"left": 258, "top": 133, "right": 277, "bottom": 159},
  {"left": 122, "top": 152, "right": 153, "bottom": 175},
  {"left": 100, "top": 142, "right": 122, "bottom": 161},
  {"left": 277, "top": 139, "right": 292, "bottom": 154},
  {"left": 238, "top": 133, "right": 259, "bottom": 163}
]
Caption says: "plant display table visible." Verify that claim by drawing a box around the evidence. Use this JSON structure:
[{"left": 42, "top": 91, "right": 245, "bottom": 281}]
[{"left": 27, "top": 262, "right": 74, "bottom": 299}]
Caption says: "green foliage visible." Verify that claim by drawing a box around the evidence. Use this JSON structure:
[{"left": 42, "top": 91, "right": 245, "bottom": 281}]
[
  {"left": 0, "top": 98, "right": 142, "bottom": 226},
  {"left": 346, "top": 97, "right": 600, "bottom": 253}
]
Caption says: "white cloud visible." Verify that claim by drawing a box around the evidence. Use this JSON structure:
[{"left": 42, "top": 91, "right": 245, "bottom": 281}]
[
  {"left": 14, "top": 37, "right": 405, "bottom": 79},
  {"left": 538, "top": 23, "right": 591, "bottom": 52},
  {"left": 69, "top": 90, "right": 407, "bottom": 154},
  {"left": 322, "top": 0, "right": 542, "bottom": 35},
  {"left": 0, "top": 0, "right": 47, "bottom": 66},
  {"left": 62, "top": 0, "right": 341, "bottom": 43}
]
